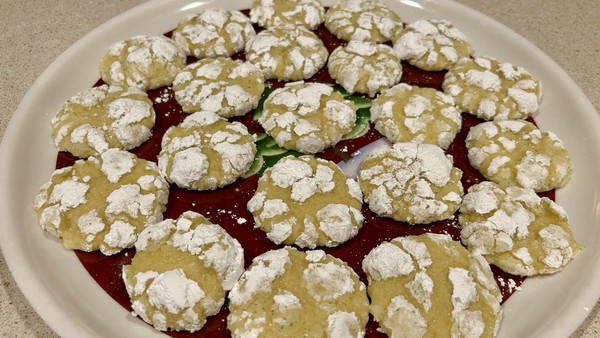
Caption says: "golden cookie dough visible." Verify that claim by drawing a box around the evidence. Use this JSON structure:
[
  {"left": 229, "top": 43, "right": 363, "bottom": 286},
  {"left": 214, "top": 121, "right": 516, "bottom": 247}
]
[
  {"left": 393, "top": 19, "right": 473, "bottom": 71},
  {"left": 328, "top": 41, "right": 402, "bottom": 97},
  {"left": 173, "top": 57, "right": 265, "bottom": 117},
  {"left": 358, "top": 142, "right": 463, "bottom": 225},
  {"left": 33, "top": 149, "right": 169, "bottom": 255},
  {"left": 122, "top": 211, "right": 244, "bottom": 332},
  {"left": 258, "top": 82, "right": 357, "bottom": 154},
  {"left": 157, "top": 111, "right": 256, "bottom": 191},
  {"left": 362, "top": 233, "right": 502, "bottom": 338},
  {"left": 100, "top": 35, "right": 187, "bottom": 91},
  {"left": 459, "top": 181, "right": 582, "bottom": 276},
  {"left": 171, "top": 9, "right": 256, "bottom": 59},
  {"left": 370, "top": 83, "right": 462, "bottom": 149},
  {"left": 228, "top": 246, "right": 369, "bottom": 338},
  {"left": 465, "top": 120, "right": 572, "bottom": 192},
  {"left": 247, "top": 155, "right": 364, "bottom": 248},
  {"left": 324, "top": 0, "right": 403, "bottom": 43},
  {"left": 51, "top": 84, "right": 155, "bottom": 158},
  {"left": 245, "top": 25, "right": 328, "bottom": 81},
  {"left": 249, "top": 0, "right": 325, "bottom": 30},
  {"left": 442, "top": 56, "right": 542, "bottom": 120}
]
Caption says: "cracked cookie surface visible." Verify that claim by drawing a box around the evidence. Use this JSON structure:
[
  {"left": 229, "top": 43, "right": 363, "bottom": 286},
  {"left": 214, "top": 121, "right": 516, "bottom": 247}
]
[
  {"left": 359, "top": 142, "right": 463, "bottom": 225},
  {"left": 122, "top": 211, "right": 244, "bottom": 332},
  {"left": 34, "top": 149, "right": 169, "bottom": 255},
  {"left": 459, "top": 181, "right": 581, "bottom": 276},
  {"left": 228, "top": 246, "right": 369, "bottom": 337},
  {"left": 248, "top": 155, "right": 364, "bottom": 248}
]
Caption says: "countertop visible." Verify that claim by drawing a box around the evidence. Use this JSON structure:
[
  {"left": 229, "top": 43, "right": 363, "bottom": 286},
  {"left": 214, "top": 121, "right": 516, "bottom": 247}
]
[{"left": 0, "top": 0, "right": 598, "bottom": 337}]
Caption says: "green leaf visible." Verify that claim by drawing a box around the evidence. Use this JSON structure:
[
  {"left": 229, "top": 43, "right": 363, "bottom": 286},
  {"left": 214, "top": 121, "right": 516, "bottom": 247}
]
[
  {"left": 342, "top": 108, "right": 371, "bottom": 140},
  {"left": 244, "top": 155, "right": 264, "bottom": 178},
  {"left": 254, "top": 132, "right": 268, "bottom": 142},
  {"left": 349, "top": 96, "right": 372, "bottom": 109},
  {"left": 260, "top": 147, "right": 289, "bottom": 156},
  {"left": 253, "top": 84, "right": 276, "bottom": 121}
]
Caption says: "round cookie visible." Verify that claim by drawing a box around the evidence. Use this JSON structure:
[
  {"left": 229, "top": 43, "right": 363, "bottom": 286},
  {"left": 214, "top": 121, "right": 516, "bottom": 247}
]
[
  {"left": 228, "top": 246, "right": 369, "bottom": 338},
  {"left": 257, "top": 82, "right": 357, "bottom": 154},
  {"left": 122, "top": 211, "right": 244, "bottom": 332},
  {"left": 249, "top": 0, "right": 325, "bottom": 30},
  {"left": 33, "top": 149, "right": 169, "bottom": 255},
  {"left": 465, "top": 120, "right": 572, "bottom": 192},
  {"left": 459, "top": 181, "right": 582, "bottom": 276},
  {"left": 245, "top": 25, "right": 328, "bottom": 81},
  {"left": 370, "top": 83, "right": 462, "bottom": 149},
  {"left": 51, "top": 84, "right": 155, "bottom": 158},
  {"left": 358, "top": 142, "right": 463, "bottom": 225},
  {"left": 157, "top": 111, "right": 256, "bottom": 191},
  {"left": 362, "top": 233, "right": 502, "bottom": 338},
  {"left": 100, "top": 35, "right": 187, "bottom": 91},
  {"left": 442, "top": 56, "right": 542, "bottom": 120},
  {"left": 247, "top": 155, "right": 364, "bottom": 248},
  {"left": 328, "top": 41, "right": 402, "bottom": 97},
  {"left": 324, "top": 0, "right": 403, "bottom": 43},
  {"left": 393, "top": 19, "right": 473, "bottom": 71},
  {"left": 171, "top": 9, "right": 255, "bottom": 60},
  {"left": 173, "top": 57, "right": 265, "bottom": 117}
]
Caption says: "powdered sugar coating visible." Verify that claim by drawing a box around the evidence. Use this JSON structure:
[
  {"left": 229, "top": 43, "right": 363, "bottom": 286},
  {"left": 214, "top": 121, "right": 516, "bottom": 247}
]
[
  {"left": 325, "top": 0, "right": 403, "bottom": 43},
  {"left": 248, "top": 155, "right": 363, "bottom": 248},
  {"left": 442, "top": 56, "right": 542, "bottom": 120},
  {"left": 122, "top": 211, "right": 243, "bottom": 332},
  {"left": 228, "top": 246, "right": 368, "bottom": 337},
  {"left": 466, "top": 120, "right": 572, "bottom": 192},
  {"left": 459, "top": 181, "right": 581, "bottom": 276},
  {"left": 370, "top": 83, "right": 462, "bottom": 149},
  {"left": 258, "top": 82, "right": 357, "bottom": 153},
  {"left": 393, "top": 19, "right": 473, "bottom": 71},
  {"left": 328, "top": 41, "right": 402, "bottom": 97},
  {"left": 173, "top": 57, "right": 264, "bottom": 118},
  {"left": 358, "top": 142, "right": 464, "bottom": 224},
  {"left": 362, "top": 233, "right": 502, "bottom": 338},
  {"left": 245, "top": 25, "right": 328, "bottom": 81},
  {"left": 158, "top": 111, "right": 256, "bottom": 191},
  {"left": 100, "top": 35, "right": 186, "bottom": 91},
  {"left": 33, "top": 149, "right": 169, "bottom": 255},
  {"left": 250, "top": 0, "right": 325, "bottom": 30},
  {"left": 172, "top": 9, "right": 256, "bottom": 59},
  {"left": 51, "top": 84, "right": 155, "bottom": 158}
]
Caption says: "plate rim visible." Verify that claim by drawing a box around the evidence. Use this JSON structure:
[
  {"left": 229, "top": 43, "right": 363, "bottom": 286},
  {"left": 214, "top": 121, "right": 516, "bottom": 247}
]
[{"left": 1, "top": 0, "right": 600, "bottom": 337}]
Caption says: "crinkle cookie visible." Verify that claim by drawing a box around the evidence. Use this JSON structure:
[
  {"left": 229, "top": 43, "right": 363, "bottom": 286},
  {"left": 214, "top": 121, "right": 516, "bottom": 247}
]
[
  {"left": 362, "top": 233, "right": 502, "bottom": 338},
  {"left": 370, "top": 83, "right": 462, "bottom": 149},
  {"left": 171, "top": 9, "right": 255, "bottom": 60},
  {"left": 442, "top": 56, "right": 542, "bottom": 120},
  {"left": 33, "top": 149, "right": 169, "bottom": 255},
  {"left": 100, "top": 35, "right": 186, "bottom": 91},
  {"left": 157, "top": 111, "right": 256, "bottom": 191},
  {"left": 228, "top": 246, "right": 369, "bottom": 338},
  {"left": 324, "top": 0, "right": 403, "bottom": 43},
  {"left": 258, "top": 82, "right": 357, "bottom": 154},
  {"left": 249, "top": 0, "right": 325, "bottom": 30},
  {"left": 122, "top": 211, "right": 244, "bottom": 332},
  {"left": 328, "top": 41, "right": 402, "bottom": 97},
  {"left": 245, "top": 25, "right": 328, "bottom": 81},
  {"left": 173, "top": 57, "right": 265, "bottom": 118},
  {"left": 358, "top": 142, "right": 463, "bottom": 225},
  {"left": 51, "top": 84, "right": 155, "bottom": 158},
  {"left": 465, "top": 120, "right": 572, "bottom": 192},
  {"left": 393, "top": 19, "right": 473, "bottom": 71},
  {"left": 459, "top": 181, "right": 582, "bottom": 276},
  {"left": 247, "top": 155, "right": 364, "bottom": 248}
]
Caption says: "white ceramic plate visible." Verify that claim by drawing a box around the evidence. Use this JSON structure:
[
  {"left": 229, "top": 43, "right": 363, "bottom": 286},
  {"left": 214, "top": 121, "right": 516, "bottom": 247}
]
[{"left": 1, "top": 0, "right": 599, "bottom": 337}]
